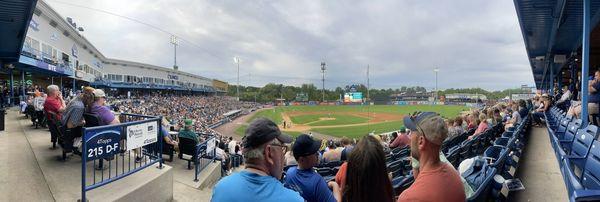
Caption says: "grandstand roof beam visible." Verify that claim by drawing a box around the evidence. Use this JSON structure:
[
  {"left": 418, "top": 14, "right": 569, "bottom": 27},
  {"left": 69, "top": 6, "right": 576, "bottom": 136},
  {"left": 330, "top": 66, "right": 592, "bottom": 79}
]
[{"left": 540, "top": 0, "right": 567, "bottom": 89}]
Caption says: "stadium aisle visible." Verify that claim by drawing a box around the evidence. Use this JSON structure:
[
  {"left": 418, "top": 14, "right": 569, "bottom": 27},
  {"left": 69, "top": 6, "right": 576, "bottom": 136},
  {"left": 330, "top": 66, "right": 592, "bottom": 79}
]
[
  {"left": 0, "top": 108, "right": 54, "bottom": 201},
  {"left": 508, "top": 127, "right": 567, "bottom": 201}
]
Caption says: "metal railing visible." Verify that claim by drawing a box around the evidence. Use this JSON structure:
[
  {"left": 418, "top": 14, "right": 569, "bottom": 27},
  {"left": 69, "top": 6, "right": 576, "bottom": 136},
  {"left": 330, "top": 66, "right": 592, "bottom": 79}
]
[
  {"left": 81, "top": 113, "right": 163, "bottom": 201},
  {"left": 194, "top": 136, "right": 217, "bottom": 182}
]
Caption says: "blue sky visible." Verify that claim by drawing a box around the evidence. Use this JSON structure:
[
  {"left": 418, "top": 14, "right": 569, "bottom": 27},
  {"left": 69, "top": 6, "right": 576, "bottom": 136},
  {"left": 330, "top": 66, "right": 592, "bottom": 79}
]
[{"left": 46, "top": 0, "right": 535, "bottom": 91}]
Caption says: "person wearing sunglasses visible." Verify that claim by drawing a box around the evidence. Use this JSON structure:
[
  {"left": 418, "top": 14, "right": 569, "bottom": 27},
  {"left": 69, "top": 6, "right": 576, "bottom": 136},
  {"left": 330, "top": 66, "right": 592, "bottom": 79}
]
[
  {"left": 212, "top": 118, "right": 302, "bottom": 202},
  {"left": 399, "top": 112, "right": 465, "bottom": 202}
]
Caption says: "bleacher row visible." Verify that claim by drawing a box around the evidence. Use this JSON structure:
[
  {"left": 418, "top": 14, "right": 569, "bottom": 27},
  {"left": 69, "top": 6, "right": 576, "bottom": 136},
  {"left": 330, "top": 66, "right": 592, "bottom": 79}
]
[
  {"left": 545, "top": 106, "right": 600, "bottom": 202},
  {"left": 291, "top": 112, "right": 532, "bottom": 201}
]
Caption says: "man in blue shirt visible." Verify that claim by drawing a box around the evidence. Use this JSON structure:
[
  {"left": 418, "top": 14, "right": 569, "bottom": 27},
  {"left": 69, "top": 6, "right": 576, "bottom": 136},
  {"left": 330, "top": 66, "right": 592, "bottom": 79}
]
[
  {"left": 212, "top": 118, "right": 302, "bottom": 202},
  {"left": 284, "top": 134, "right": 342, "bottom": 202}
]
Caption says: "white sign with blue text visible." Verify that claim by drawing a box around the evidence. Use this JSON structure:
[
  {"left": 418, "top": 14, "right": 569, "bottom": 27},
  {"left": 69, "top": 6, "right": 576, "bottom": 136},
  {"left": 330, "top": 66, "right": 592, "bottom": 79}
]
[{"left": 126, "top": 121, "right": 158, "bottom": 151}]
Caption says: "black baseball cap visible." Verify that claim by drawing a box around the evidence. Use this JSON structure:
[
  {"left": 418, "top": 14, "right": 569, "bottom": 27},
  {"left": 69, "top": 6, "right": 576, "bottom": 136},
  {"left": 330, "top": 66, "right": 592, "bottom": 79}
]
[
  {"left": 243, "top": 118, "right": 293, "bottom": 149},
  {"left": 293, "top": 134, "right": 322, "bottom": 159}
]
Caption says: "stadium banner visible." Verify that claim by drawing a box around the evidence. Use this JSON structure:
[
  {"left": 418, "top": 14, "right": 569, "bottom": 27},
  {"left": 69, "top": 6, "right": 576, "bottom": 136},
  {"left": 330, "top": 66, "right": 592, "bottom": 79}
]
[
  {"left": 84, "top": 126, "right": 121, "bottom": 161},
  {"left": 126, "top": 121, "right": 158, "bottom": 151}
]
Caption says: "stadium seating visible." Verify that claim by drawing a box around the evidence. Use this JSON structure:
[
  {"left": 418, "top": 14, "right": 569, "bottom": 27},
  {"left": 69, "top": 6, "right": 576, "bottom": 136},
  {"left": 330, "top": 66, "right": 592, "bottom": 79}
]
[
  {"left": 544, "top": 105, "right": 600, "bottom": 201},
  {"left": 45, "top": 111, "right": 60, "bottom": 149},
  {"left": 562, "top": 140, "right": 600, "bottom": 201},
  {"left": 178, "top": 137, "right": 201, "bottom": 169}
]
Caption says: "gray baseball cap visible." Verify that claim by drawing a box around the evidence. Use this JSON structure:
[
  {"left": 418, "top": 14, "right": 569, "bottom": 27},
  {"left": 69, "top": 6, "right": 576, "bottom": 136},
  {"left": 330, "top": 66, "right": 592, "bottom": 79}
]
[{"left": 403, "top": 112, "right": 448, "bottom": 145}]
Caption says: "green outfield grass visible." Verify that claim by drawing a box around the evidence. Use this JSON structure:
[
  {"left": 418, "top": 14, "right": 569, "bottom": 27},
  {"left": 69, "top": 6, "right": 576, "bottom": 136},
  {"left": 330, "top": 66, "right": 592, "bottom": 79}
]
[
  {"left": 234, "top": 105, "right": 469, "bottom": 138},
  {"left": 280, "top": 105, "right": 467, "bottom": 119},
  {"left": 289, "top": 113, "right": 370, "bottom": 126},
  {"left": 311, "top": 121, "right": 403, "bottom": 139},
  {"left": 306, "top": 114, "right": 370, "bottom": 126},
  {"left": 289, "top": 114, "right": 323, "bottom": 124}
]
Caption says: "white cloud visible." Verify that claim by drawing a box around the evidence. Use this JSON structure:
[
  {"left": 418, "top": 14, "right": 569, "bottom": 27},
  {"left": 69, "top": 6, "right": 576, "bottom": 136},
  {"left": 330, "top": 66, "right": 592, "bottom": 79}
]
[{"left": 45, "top": 0, "right": 534, "bottom": 91}]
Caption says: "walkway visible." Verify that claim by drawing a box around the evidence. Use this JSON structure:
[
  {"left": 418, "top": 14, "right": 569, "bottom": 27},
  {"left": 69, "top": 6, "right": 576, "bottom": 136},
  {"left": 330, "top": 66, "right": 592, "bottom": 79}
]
[
  {"left": 509, "top": 126, "right": 568, "bottom": 201},
  {"left": 0, "top": 107, "right": 54, "bottom": 201}
]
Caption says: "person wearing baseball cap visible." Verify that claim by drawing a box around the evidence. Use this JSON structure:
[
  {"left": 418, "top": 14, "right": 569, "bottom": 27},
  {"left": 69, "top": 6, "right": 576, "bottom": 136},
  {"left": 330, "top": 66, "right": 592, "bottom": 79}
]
[
  {"left": 177, "top": 119, "right": 199, "bottom": 145},
  {"left": 89, "top": 89, "right": 120, "bottom": 126},
  {"left": 398, "top": 112, "right": 465, "bottom": 202},
  {"left": 212, "top": 118, "right": 302, "bottom": 202},
  {"left": 283, "top": 134, "right": 341, "bottom": 202}
]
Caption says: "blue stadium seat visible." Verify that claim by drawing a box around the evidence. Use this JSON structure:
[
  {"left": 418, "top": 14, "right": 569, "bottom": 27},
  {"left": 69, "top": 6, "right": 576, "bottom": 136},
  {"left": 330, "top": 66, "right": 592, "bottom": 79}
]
[
  {"left": 560, "top": 125, "right": 600, "bottom": 179},
  {"left": 494, "top": 137, "right": 510, "bottom": 147},
  {"left": 563, "top": 140, "right": 600, "bottom": 201},
  {"left": 553, "top": 115, "right": 575, "bottom": 140},
  {"left": 392, "top": 174, "right": 414, "bottom": 196},
  {"left": 484, "top": 146, "right": 508, "bottom": 175},
  {"left": 466, "top": 167, "right": 497, "bottom": 202},
  {"left": 552, "top": 119, "right": 583, "bottom": 159}
]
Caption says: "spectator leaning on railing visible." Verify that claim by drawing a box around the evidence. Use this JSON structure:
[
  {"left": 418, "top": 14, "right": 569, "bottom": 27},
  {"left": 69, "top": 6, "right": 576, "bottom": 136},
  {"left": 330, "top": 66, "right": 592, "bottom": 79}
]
[{"left": 212, "top": 118, "right": 302, "bottom": 202}]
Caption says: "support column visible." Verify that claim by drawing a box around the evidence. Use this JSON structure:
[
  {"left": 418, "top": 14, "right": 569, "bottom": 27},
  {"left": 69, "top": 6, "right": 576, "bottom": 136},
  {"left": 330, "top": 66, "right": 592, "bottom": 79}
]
[
  {"left": 21, "top": 70, "right": 25, "bottom": 99},
  {"left": 9, "top": 69, "right": 14, "bottom": 106},
  {"left": 581, "top": 0, "right": 591, "bottom": 126},
  {"left": 73, "top": 78, "right": 76, "bottom": 91},
  {"left": 60, "top": 77, "right": 63, "bottom": 92},
  {"left": 550, "top": 64, "right": 554, "bottom": 96}
]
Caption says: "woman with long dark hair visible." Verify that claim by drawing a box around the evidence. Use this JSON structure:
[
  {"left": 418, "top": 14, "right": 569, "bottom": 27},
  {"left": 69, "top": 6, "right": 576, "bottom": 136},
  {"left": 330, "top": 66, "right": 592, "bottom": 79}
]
[{"left": 343, "top": 135, "right": 394, "bottom": 202}]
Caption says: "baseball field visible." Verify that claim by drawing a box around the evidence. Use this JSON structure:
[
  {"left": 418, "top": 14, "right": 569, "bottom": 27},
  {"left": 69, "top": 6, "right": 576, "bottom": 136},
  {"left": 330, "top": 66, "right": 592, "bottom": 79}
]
[{"left": 234, "top": 105, "right": 470, "bottom": 139}]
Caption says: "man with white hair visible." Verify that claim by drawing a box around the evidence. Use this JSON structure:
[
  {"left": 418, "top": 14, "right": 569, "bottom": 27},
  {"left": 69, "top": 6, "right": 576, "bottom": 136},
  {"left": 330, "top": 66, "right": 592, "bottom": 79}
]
[
  {"left": 399, "top": 112, "right": 465, "bottom": 201},
  {"left": 43, "top": 84, "right": 66, "bottom": 121}
]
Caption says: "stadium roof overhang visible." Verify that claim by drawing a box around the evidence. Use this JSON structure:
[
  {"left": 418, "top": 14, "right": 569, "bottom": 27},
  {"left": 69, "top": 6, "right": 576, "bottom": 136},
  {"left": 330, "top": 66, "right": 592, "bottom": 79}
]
[
  {"left": 514, "top": 0, "right": 600, "bottom": 89},
  {"left": 0, "top": 0, "right": 37, "bottom": 63}
]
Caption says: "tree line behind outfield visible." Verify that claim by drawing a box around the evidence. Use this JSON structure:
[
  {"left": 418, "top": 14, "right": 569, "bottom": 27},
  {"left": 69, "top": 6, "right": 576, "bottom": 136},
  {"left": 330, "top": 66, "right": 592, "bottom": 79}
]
[{"left": 227, "top": 83, "right": 530, "bottom": 103}]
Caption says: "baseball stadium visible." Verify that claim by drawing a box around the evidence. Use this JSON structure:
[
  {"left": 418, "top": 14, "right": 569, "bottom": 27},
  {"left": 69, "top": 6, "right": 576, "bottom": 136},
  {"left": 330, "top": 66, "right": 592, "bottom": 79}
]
[{"left": 1, "top": 0, "right": 599, "bottom": 202}]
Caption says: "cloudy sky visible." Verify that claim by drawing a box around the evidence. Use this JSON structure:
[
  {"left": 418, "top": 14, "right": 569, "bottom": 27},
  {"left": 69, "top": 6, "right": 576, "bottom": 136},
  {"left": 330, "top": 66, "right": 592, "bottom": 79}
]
[{"left": 46, "top": 0, "right": 534, "bottom": 91}]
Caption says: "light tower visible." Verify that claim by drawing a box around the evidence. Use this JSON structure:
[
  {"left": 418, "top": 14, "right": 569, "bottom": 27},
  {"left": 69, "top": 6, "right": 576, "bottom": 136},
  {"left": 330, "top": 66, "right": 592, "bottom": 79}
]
[
  {"left": 321, "top": 62, "right": 326, "bottom": 102},
  {"left": 171, "top": 35, "right": 179, "bottom": 70},
  {"left": 434, "top": 68, "right": 439, "bottom": 102},
  {"left": 234, "top": 56, "right": 240, "bottom": 100}
]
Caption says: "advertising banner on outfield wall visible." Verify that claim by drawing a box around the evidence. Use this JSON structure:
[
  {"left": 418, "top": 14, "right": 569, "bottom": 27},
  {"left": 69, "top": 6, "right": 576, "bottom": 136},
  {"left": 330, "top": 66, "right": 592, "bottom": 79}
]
[{"left": 126, "top": 121, "right": 158, "bottom": 150}]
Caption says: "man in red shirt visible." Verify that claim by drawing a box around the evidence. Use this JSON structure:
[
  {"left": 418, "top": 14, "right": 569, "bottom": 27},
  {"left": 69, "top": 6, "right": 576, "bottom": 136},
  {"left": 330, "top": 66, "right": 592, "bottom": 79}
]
[
  {"left": 43, "top": 85, "right": 66, "bottom": 121},
  {"left": 399, "top": 112, "right": 465, "bottom": 202}
]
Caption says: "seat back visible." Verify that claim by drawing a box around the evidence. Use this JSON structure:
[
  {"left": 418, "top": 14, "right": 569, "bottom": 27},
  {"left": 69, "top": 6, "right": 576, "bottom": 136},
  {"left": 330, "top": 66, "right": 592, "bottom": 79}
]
[
  {"left": 494, "top": 137, "right": 510, "bottom": 147},
  {"left": 178, "top": 137, "right": 197, "bottom": 157},
  {"left": 557, "top": 115, "right": 574, "bottom": 133},
  {"left": 484, "top": 145, "right": 507, "bottom": 171},
  {"left": 570, "top": 125, "right": 599, "bottom": 158},
  {"left": 582, "top": 141, "right": 600, "bottom": 190},
  {"left": 563, "top": 119, "right": 583, "bottom": 141},
  {"left": 83, "top": 113, "right": 101, "bottom": 127},
  {"left": 466, "top": 167, "right": 497, "bottom": 202}
]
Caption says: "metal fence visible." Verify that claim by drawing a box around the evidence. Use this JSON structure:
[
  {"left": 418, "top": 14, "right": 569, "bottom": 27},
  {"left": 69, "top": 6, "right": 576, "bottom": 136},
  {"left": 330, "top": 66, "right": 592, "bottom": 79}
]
[
  {"left": 194, "top": 136, "right": 217, "bottom": 182},
  {"left": 81, "top": 113, "right": 163, "bottom": 201}
]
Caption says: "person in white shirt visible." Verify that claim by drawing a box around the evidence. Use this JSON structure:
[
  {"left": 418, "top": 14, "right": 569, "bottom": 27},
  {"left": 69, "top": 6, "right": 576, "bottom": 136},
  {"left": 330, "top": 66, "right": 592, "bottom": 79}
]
[
  {"left": 228, "top": 137, "right": 237, "bottom": 154},
  {"left": 557, "top": 86, "right": 572, "bottom": 104}
]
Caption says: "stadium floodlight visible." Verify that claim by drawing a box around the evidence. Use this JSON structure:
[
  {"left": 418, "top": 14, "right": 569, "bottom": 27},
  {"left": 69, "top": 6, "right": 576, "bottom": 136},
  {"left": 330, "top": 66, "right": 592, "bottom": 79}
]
[
  {"left": 434, "top": 68, "right": 439, "bottom": 102},
  {"left": 321, "top": 62, "right": 326, "bottom": 102},
  {"left": 234, "top": 56, "right": 240, "bottom": 100},
  {"left": 171, "top": 35, "right": 179, "bottom": 70}
]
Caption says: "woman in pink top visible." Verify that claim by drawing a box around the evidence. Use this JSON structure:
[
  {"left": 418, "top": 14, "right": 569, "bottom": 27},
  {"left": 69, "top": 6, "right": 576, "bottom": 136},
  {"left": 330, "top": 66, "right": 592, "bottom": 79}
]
[{"left": 469, "top": 114, "right": 488, "bottom": 140}]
